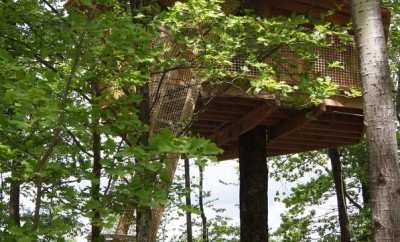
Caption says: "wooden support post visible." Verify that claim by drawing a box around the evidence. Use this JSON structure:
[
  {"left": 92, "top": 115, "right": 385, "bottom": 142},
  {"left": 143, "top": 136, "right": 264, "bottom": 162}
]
[{"left": 239, "top": 126, "right": 268, "bottom": 242}]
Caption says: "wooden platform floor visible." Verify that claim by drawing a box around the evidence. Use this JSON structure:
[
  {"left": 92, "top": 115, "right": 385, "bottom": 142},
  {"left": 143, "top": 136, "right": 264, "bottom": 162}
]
[{"left": 191, "top": 95, "right": 364, "bottom": 159}]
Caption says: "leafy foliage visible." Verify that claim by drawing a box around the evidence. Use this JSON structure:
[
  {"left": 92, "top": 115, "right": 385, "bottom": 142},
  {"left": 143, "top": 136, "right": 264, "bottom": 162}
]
[{"left": 0, "top": 0, "right": 393, "bottom": 241}]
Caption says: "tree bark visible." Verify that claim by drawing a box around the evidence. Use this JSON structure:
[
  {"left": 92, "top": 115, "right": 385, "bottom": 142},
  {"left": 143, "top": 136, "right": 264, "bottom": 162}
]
[
  {"left": 328, "top": 148, "right": 351, "bottom": 242},
  {"left": 91, "top": 83, "right": 103, "bottom": 242},
  {"left": 136, "top": 83, "right": 152, "bottom": 242},
  {"left": 239, "top": 126, "right": 268, "bottom": 242},
  {"left": 198, "top": 164, "right": 208, "bottom": 242},
  {"left": 115, "top": 209, "right": 135, "bottom": 236},
  {"left": 147, "top": 155, "right": 179, "bottom": 242},
  {"left": 351, "top": 1, "right": 400, "bottom": 240},
  {"left": 360, "top": 167, "right": 370, "bottom": 207},
  {"left": 184, "top": 156, "right": 193, "bottom": 242},
  {"left": 9, "top": 160, "right": 20, "bottom": 227},
  {"left": 395, "top": 63, "right": 400, "bottom": 123}
]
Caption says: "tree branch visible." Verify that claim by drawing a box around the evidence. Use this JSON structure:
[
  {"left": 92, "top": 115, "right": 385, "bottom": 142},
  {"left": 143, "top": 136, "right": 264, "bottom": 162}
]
[
  {"left": 344, "top": 189, "right": 363, "bottom": 210},
  {"left": 32, "top": 31, "right": 86, "bottom": 231},
  {"left": 65, "top": 127, "right": 93, "bottom": 157}
]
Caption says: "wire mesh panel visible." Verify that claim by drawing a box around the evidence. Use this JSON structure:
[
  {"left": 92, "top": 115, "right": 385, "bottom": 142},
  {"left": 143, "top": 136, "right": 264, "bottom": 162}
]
[
  {"left": 313, "top": 39, "right": 360, "bottom": 88},
  {"left": 230, "top": 39, "right": 360, "bottom": 89},
  {"left": 149, "top": 69, "right": 200, "bottom": 134}
]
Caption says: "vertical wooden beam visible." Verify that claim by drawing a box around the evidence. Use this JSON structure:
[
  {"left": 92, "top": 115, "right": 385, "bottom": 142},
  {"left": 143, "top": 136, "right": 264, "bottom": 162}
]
[{"left": 239, "top": 126, "right": 268, "bottom": 242}]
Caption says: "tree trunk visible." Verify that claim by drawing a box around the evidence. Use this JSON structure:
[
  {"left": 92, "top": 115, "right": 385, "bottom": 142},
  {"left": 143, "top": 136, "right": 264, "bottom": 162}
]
[
  {"left": 328, "top": 148, "right": 351, "bottom": 242},
  {"left": 136, "top": 83, "right": 153, "bottom": 242},
  {"left": 147, "top": 155, "right": 180, "bottom": 242},
  {"left": 360, "top": 166, "right": 370, "bottom": 207},
  {"left": 115, "top": 209, "right": 135, "bottom": 236},
  {"left": 395, "top": 63, "right": 400, "bottom": 123},
  {"left": 239, "top": 126, "right": 268, "bottom": 242},
  {"left": 9, "top": 160, "right": 20, "bottom": 227},
  {"left": 351, "top": 1, "right": 400, "bottom": 240},
  {"left": 184, "top": 156, "right": 193, "bottom": 242},
  {"left": 91, "top": 83, "right": 103, "bottom": 242},
  {"left": 198, "top": 164, "right": 208, "bottom": 242}
]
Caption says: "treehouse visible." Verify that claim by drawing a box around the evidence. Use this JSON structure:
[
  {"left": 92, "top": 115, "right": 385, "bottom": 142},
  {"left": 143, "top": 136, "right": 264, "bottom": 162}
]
[
  {"left": 150, "top": 0, "right": 390, "bottom": 159},
  {"left": 144, "top": 0, "right": 391, "bottom": 241}
]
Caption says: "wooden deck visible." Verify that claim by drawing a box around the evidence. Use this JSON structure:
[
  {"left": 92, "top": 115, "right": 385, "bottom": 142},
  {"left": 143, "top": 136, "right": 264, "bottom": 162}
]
[{"left": 191, "top": 94, "right": 363, "bottom": 159}]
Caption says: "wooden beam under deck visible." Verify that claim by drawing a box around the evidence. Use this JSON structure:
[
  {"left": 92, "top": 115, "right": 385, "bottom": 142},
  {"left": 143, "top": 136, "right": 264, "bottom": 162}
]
[
  {"left": 211, "top": 103, "right": 279, "bottom": 146},
  {"left": 191, "top": 94, "right": 364, "bottom": 160},
  {"left": 268, "top": 107, "right": 324, "bottom": 142}
]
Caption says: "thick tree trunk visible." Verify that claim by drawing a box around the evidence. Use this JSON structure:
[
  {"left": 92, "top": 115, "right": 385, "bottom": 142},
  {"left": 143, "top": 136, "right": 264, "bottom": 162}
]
[
  {"left": 239, "top": 126, "right": 268, "bottom": 242},
  {"left": 9, "top": 160, "right": 20, "bottom": 227},
  {"left": 184, "top": 156, "right": 193, "bottom": 242},
  {"left": 351, "top": 1, "right": 400, "bottom": 240},
  {"left": 328, "top": 148, "right": 351, "bottom": 242},
  {"left": 199, "top": 164, "right": 208, "bottom": 242}
]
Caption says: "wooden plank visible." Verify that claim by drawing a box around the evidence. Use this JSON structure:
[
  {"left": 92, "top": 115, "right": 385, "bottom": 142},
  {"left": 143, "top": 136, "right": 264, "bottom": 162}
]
[
  {"left": 308, "top": 120, "right": 363, "bottom": 131},
  {"left": 303, "top": 125, "right": 363, "bottom": 135},
  {"left": 205, "top": 104, "right": 256, "bottom": 115},
  {"left": 200, "top": 84, "right": 276, "bottom": 100},
  {"left": 211, "top": 103, "right": 279, "bottom": 146},
  {"left": 326, "top": 106, "right": 364, "bottom": 115},
  {"left": 299, "top": 129, "right": 362, "bottom": 139},
  {"left": 196, "top": 113, "right": 237, "bottom": 122},
  {"left": 268, "top": 142, "right": 329, "bottom": 150},
  {"left": 323, "top": 96, "right": 363, "bottom": 110},
  {"left": 287, "top": 133, "right": 360, "bottom": 143},
  {"left": 260, "top": 118, "right": 284, "bottom": 126},
  {"left": 198, "top": 110, "right": 243, "bottom": 119},
  {"left": 266, "top": 0, "right": 352, "bottom": 25},
  {"left": 268, "top": 141, "right": 361, "bottom": 157},
  {"left": 267, "top": 146, "right": 324, "bottom": 157},
  {"left": 269, "top": 107, "right": 324, "bottom": 142},
  {"left": 274, "top": 136, "right": 358, "bottom": 146},
  {"left": 319, "top": 112, "right": 363, "bottom": 125}
]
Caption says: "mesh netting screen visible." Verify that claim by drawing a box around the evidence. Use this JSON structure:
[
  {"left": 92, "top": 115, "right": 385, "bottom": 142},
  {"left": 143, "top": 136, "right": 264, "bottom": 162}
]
[
  {"left": 149, "top": 39, "right": 360, "bottom": 133},
  {"left": 313, "top": 39, "right": 360, "bottom": 88},
  {"left": 149, "top": 69, "right": 200, "bottom": 134},
  {"left": 229, "top": 39, "right": 360, "bottom": 89}
]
